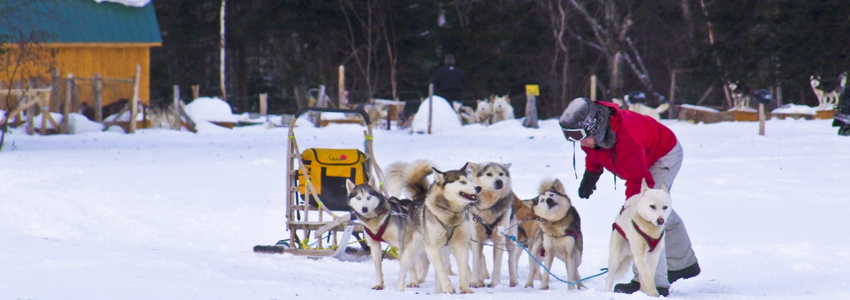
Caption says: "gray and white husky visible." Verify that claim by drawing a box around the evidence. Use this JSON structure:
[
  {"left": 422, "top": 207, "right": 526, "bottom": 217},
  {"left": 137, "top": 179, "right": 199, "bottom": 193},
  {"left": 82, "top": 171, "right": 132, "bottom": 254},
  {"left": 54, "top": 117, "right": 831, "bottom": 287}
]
[
  {"left": 466, "top": 162, "right": 521, "bottom": 288},
  {"left": 604, "top": 179, "right": 672, "bottom": 297},
  {"left": 345, "top": 179, "right": 428, "bottom": 290},
  {"left": 522, "top": 178, "right": 584, "bottom": 290},
  {"left": 387, "top": 160, "right": 481, "bottom": 294}
]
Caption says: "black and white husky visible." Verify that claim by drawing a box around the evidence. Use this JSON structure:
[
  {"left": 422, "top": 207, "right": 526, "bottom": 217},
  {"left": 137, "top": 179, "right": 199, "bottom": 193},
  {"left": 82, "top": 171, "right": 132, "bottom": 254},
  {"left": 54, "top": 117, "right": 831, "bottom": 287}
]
[{"left": 346, "top": 179, "right": 428, "bottom": 290}]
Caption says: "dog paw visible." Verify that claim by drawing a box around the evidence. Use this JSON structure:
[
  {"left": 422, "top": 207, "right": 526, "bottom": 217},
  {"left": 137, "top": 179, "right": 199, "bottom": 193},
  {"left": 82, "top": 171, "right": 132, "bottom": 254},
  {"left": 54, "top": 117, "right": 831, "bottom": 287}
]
[
  {"left": 510, "top": 280, "right": 518, "bottom": 287},
  {"left": 460, "top": 287, "right": 474, "bottom": 294},
  {"left": 371, "top": 284, "right": 384, "bottom": 290},
  {"left": 469, "top": 281, "right": 485, "bottom": 288},
  {"left": 488, "top": 280, "right": 500, "bottom": 288},
  {"left": 407, "top": 282, "right": 420, "bottom": 288},
  {"left": 576, "top": 282, "right": 586, "bottom": 290},
  {"left": 525, "top": 282, "right": 534, "bottom": 288},
  {"left": 539, "top": 285, "right": 549, "bottom": 290}
]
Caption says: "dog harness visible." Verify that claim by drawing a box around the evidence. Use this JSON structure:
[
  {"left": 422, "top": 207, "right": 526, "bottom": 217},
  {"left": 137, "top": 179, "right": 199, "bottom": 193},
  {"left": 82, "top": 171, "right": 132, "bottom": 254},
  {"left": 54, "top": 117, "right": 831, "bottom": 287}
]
[
  {"left": 364, "top": 207, "right": 390, "bottom": 242},
  {"left": 612, "top": 221, "right": 664, "bottom": 252},
  {"left": 473, "top": 213, "right": 505, "bottom": 237}
]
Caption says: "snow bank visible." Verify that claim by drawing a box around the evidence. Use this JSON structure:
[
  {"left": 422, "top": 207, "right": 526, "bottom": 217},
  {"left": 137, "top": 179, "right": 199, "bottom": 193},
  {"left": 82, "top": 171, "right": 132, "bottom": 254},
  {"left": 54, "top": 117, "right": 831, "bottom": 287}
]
[
  {"left": 679, "top": 104, "right": 720, "bottom": 112},
  {"left": 184, "top": 97, "right": 238, "bottom": 123},
  {"left": 411, "top": 95, "right": 461, "bottom": 133},
  {"left": 93, "top": 0, "right": 151, "bottom": 7},
  {"left": 771, "top": 104, "right": 816, "bottom": 115},
  {"left": 67, "top": 113, "right": 104, "bottom": 134}
]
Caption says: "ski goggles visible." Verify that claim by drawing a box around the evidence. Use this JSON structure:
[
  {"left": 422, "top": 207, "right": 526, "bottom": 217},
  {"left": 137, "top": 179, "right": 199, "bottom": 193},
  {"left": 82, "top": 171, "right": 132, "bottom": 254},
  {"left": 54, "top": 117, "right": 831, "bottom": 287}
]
[
  {"left": 562, "top": 128, "right": 588, "bottom": 141},
  {"left": 562, "top": 117, "right": 598, "bottom": 141}
]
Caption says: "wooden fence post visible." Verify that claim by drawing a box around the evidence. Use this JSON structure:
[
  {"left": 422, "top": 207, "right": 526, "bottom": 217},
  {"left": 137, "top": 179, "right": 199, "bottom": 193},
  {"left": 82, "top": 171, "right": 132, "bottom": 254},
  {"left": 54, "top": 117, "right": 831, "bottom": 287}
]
[
  {"left": 523, "top": 84, "right": 539, "bottom": 128},
  {"left": 758, "top": 103, "right": 765, "bottom": 136},
  {"left": 63, "top": 73, "right": 73, "bottom": 134},
  {"left": 173, "top": 85, "right": 181, "bottom": 130},
  {"left": 51, "top": 69, "right": 60, "bottom": 112},
  {"left": 338, "top": 65, "right": 346, "bottom": 108},
  {"left": 129, "top": 64, "right": 141, "bottom": 133},
  {"left": 93, "top": 73, "right": 103, "bottom": 122},
  {"left": 427, "top": 84, "right": 433, "bottom": 134},
  {"left": 259, "top": 93, "right": 268, "bottom": 116},
  {"left": 192, "top": 85, "right": 200, "bottom": 100}
]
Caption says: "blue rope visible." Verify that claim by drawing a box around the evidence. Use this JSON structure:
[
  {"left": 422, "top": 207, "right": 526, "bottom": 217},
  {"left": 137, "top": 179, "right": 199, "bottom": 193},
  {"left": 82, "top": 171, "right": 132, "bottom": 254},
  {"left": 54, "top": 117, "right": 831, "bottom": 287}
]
[{"left": 505, "top": 234, "right": 608, "bottom": 287}]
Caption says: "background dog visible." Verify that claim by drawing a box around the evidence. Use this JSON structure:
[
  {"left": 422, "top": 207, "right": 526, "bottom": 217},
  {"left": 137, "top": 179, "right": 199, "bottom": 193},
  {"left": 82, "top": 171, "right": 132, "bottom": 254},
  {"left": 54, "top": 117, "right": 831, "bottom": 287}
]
[
  {"left": 491, "top": 95, "right": 515, "bottom": 123},
  {"left": 612, "top": 94, "right": 669, "bottom": 121},
  {"left": 512, "top": 198, "right": 543, "bottom": 285},
  {"left": 345, "top": 179, "right": 428, "bottom": 290},
  {"left": 388, "top": 161, "right": 480, "bottom": 294},
  {"left": 466, "top": 162, "right": 521, "bottom": 288},
  {"left": 522, "top": 178, "right": 583, "bottom": 290},
  {"left": 604, "top": 179, "right": 672, "bottom": 297}
]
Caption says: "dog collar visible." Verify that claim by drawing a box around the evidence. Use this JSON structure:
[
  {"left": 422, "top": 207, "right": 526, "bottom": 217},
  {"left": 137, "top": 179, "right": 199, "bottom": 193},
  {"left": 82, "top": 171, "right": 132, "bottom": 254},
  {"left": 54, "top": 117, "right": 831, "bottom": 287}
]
[
  {"left": 612, "top": 221, "right": 664, "bottom": 252},
  {"left": 472, "top": 212, "right": 505, "bottom": 237}
]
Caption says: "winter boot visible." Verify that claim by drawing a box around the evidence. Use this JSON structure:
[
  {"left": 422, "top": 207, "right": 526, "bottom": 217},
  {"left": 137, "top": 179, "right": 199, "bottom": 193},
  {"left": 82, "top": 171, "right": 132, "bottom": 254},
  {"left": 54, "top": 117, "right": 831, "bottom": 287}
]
[
  {"left": 613, "top": 280, "right": 669, "bottom": 297},
  {"left": 668, "top": 262, "right": 701, "bottom": 283}
]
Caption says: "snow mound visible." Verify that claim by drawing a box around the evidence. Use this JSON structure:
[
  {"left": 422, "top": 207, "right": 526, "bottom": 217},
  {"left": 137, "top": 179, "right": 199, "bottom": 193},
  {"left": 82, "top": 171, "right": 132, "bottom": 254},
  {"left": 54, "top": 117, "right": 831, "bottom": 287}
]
[
  {"left": 93, "top": 0, "right": 150, "bottom": 7},
  {"left": 679, "top": 104, "right": 720, "bottom": 113},
  {"left": 411, "top": 95, "right": 461, "bottom": 133},
  {"left": 771, "top": 104, "right": 816, "bottom": 115},
  {"left": 68, "top": 113, "right": 104, "bottom": 134},
  {"left": 184, "top": 97, "right": 237, "bottom": 123}
]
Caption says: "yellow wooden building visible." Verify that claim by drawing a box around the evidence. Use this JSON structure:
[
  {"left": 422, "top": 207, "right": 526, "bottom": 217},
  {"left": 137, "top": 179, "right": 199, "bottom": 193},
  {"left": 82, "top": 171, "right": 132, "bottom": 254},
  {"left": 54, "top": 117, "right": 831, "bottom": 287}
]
[{"left": 1, "top": 0, "right": 162, "bottom": 111}]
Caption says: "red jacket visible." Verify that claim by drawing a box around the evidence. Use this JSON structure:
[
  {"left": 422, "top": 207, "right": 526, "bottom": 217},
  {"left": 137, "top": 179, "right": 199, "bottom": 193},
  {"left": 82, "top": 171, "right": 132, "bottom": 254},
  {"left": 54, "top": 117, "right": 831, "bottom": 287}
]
[{"left": 582, "top": 101, "right": 677, "bottom": 199}]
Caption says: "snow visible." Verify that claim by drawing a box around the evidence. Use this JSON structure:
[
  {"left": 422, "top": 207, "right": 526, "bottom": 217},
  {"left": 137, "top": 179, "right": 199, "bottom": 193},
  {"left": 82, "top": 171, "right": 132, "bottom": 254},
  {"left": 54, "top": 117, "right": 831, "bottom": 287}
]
[
  {"left": 772, "top": 104, "right": 818, "bottom": 116},
  {"left": 93, "top": 0, "right": 151, "bottom": 7},
  {"left": 411, "top": 95, "right": 462, "bottom": 133},
  {"left": 184, "top": 97, "right": 238, "bottom": 123},
  {"left": 2, "top": 106, "right": 849, "bottom": 299},
  {"left": 679, "top": 104, "right": 720, "bottom": 113}
]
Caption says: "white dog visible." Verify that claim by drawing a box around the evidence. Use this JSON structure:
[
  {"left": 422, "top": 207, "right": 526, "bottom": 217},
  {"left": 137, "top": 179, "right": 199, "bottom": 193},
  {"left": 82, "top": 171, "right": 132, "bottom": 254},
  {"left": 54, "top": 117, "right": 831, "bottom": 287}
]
[
  {"left": 604, "top": 179, "right": 672, "bottom": 297},
  {"left": 491, "top": 95, "right": 515, "bottom": 123},
  {"left": 612, "top": 94, "right": 669, "bottom": 121}
]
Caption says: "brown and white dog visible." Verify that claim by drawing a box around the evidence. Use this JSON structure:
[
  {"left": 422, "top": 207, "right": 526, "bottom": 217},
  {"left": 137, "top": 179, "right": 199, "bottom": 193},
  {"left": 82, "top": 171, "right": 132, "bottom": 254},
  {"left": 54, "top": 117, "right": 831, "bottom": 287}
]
[{"left": 522, "top": 178, "right": 584, "bottom": 290}]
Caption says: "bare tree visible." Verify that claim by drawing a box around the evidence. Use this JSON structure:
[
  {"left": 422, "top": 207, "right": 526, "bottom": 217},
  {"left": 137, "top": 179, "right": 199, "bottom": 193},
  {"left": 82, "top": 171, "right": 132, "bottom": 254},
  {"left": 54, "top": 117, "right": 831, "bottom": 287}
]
[
  {"left": 545, "top": 0, "right": 571, "bottom": 108},
  {"left": 567, "top": 0, "right": 659, "bottom": 100},
  {"left": 339, "top": 0, "right": 393, "bottom": 101}
]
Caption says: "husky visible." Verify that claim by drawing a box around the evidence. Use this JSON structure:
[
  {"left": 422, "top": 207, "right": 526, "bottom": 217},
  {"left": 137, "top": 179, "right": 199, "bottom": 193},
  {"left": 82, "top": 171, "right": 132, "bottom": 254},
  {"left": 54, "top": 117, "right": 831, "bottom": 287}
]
[
  {"left": 466, "top": 162, "right": 521, "bottom": 288},
  {"left": 387, "top": 160, "right": 481, "bottom": 294},
  {"left": 604, "top": 179, "right": 672, "bottom": 297},
  {"left": 345, "top": 179, "right": 428, "bottom": 290},
  {"left": 476, "top": 99, "right": 494, "bottom": 125},
  {"left": 512, "top": 197, "right": 543, "bottom": 285},
  {"left": 491, "top": 95, "right": 515, "bottom": 123},
  {"left": 521, "top": 178, "right": 584, "bottom": 290},
  {"left": 613, "top": 95, "right": 669, "bottom": 121}
]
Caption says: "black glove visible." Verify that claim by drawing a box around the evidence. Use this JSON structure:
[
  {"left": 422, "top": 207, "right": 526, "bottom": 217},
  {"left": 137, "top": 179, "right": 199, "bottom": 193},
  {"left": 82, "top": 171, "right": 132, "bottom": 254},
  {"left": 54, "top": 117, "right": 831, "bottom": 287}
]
[{"left": 578, "top": 170, "right": 603, "bottom": 199}]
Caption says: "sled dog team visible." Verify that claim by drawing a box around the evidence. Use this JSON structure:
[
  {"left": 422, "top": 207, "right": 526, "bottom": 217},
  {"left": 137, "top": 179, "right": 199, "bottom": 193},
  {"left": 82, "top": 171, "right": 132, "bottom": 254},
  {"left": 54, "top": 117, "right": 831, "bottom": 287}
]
[{"left": 346, "top": 160, "right": 673, "bottom": 296}]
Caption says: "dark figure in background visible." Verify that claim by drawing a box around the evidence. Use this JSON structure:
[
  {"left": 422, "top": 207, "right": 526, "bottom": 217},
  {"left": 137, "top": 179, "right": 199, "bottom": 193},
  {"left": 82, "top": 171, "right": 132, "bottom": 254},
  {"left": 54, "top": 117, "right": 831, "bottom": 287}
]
[{"left": 431, "top": 54, "right": 466, "bottom": 102}]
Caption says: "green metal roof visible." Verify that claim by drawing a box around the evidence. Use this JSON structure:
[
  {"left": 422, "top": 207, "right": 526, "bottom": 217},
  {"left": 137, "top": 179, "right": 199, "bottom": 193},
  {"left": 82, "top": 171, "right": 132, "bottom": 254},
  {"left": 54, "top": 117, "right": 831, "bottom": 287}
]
[{"left": 1, "top": 0, "right": 161, "bottom": 44}]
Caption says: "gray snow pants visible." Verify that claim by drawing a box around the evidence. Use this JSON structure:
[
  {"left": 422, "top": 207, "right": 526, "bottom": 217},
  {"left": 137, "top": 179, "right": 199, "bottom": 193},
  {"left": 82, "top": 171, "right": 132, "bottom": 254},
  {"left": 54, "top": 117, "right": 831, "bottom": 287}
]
[{"left": 632, "top": 141, "right": 698, "bottom": 288}]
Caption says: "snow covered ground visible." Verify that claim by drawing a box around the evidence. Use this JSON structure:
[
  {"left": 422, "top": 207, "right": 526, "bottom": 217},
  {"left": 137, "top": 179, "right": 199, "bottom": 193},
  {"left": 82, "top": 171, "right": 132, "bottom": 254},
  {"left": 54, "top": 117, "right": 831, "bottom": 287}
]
[{"left": 1, "top": 112, "right": 848, "bottom": 299}]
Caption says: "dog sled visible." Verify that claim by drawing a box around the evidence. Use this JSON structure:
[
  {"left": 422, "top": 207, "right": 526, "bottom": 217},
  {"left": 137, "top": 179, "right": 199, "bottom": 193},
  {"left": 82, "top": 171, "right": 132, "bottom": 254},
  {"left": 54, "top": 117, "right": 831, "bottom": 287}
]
[{"left": 253, "top": 107, "right": 389, "bottom": 259}]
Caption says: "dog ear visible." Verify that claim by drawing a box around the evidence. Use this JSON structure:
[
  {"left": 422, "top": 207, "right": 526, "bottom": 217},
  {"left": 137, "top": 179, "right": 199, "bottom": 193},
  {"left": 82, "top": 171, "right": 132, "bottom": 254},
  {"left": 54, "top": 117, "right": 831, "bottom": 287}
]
[
  {"left": 521, "top": 198, "right": 535, "bottom": 208},
  {"left": 432, "top": 167, "right": 446, "bottom": 183},
  {"left": 465, "top": 162, "right": 479, "bottom": 175},
  {"left": 552, "top": 179, "right": 565, "bottom": 194},
  {"left": 368, "top": 174, "right": 378, "bottom": 190},
  {"left": 641, "top": 178, "right": 650, "bottom": 193},
  {"left": 504, "top": 95, "right": 510, "bottom": 104},
  {"left": 502, "top": 163, "right": 511, "bottom": 170},
  {"left": 346, "top": 179, "right": 357, "bottom": 194},
  {"left": 659, "top": 181, "right": 669, "bottom": 192},
  {"left": 489, "top": 95, "right": 495, "bottom": 102}
]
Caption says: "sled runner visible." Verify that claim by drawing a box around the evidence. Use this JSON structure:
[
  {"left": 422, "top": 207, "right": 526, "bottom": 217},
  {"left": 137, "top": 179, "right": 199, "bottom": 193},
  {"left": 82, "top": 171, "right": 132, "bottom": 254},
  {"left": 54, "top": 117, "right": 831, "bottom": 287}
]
[{"left": 253, "top": 107, "right": 389, "bottom": 259}]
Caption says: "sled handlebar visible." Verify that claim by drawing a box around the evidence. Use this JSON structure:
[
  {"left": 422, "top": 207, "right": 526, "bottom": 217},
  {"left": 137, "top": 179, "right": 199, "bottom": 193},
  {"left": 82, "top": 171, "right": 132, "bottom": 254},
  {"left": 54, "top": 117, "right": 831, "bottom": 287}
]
[{"left": 293, "top": 107, "right": 371, "bottom": 125}]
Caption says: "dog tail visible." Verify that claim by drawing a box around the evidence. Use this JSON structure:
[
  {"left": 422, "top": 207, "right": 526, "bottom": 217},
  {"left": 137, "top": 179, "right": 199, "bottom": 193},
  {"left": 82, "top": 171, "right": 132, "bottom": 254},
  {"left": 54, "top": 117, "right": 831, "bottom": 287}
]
[
  {"left": 385, "top": 160, "right": 433, "bottom": 201},
  {"left": 656, "top": 103, "right": 669, "bottom": 113}
]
